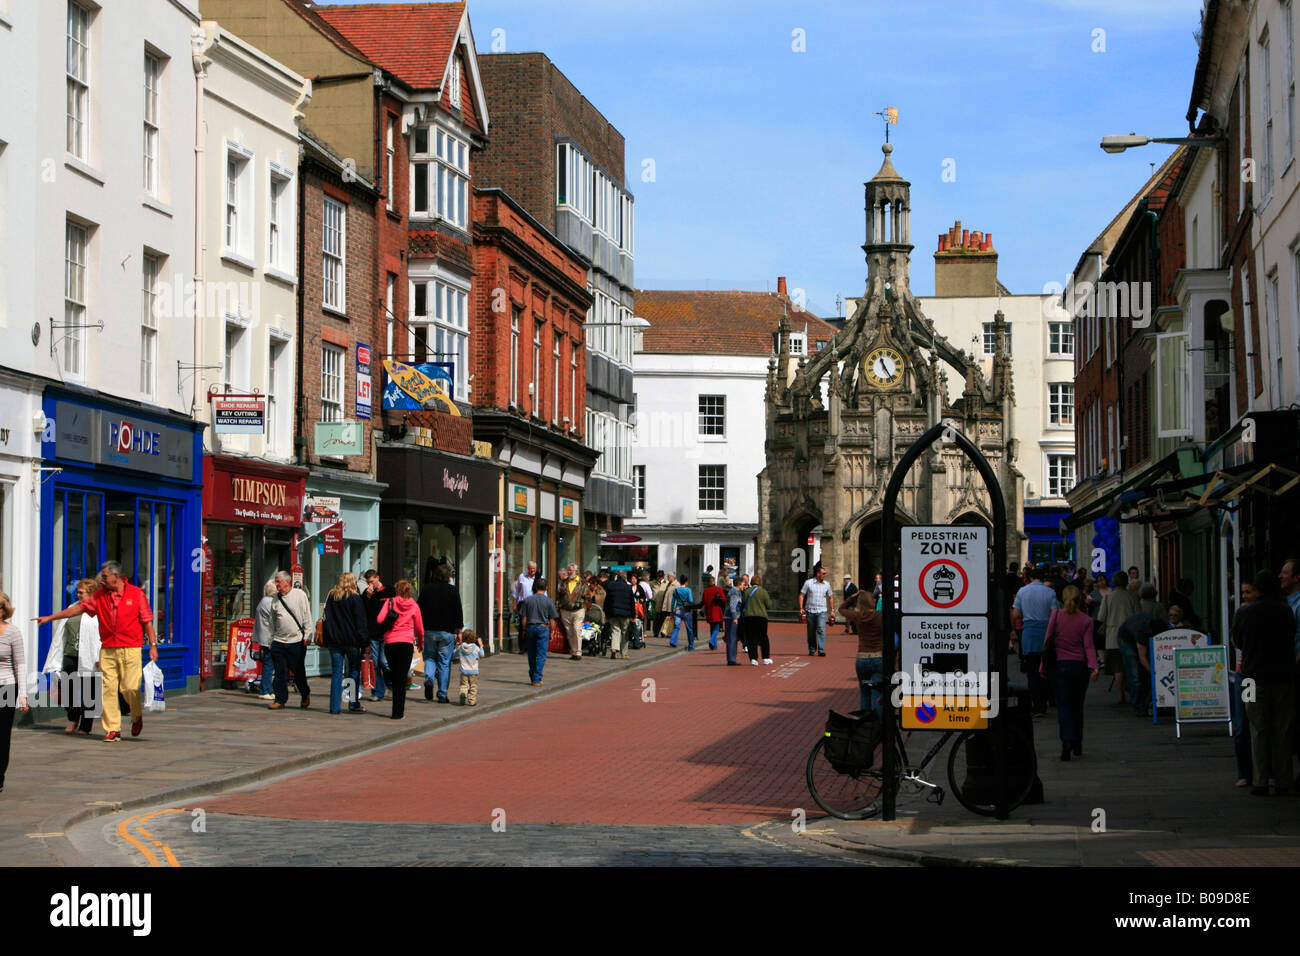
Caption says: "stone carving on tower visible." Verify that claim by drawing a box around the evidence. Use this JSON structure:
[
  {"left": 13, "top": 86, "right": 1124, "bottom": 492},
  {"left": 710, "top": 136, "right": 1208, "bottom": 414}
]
[{"left": 757, "top": 142, "right": 1022, "bottom": 608}]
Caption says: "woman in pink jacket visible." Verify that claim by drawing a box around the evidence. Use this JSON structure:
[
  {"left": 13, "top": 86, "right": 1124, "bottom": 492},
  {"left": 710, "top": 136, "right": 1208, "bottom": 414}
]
[
  {"left": 376, "top": 579, "right": 424, "bottom": 720},
  {"left": 1042, "top": 585, "right": 1099, "bottom": 761}
]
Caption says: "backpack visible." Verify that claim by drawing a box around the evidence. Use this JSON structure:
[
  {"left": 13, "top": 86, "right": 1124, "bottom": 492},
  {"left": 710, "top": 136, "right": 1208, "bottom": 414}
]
[{"left": 711, "top": 588, "right": 726, "bottom": 609}]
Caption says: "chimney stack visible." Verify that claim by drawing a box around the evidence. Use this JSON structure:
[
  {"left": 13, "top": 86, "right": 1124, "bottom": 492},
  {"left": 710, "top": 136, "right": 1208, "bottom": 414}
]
[
  {"left": 933, "top": 219, "right": 999, "bottom": 297},
  {"left": 777, "top": 276, "right": 787, "bottom": 297}
]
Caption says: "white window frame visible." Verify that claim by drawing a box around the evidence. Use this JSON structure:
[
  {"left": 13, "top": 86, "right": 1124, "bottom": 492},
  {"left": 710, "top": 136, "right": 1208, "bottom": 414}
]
[
  {"left": 224, "top": 144, "right": 254, "bottom": 262},
  {"left": 223, "top": 315, "right": 251, "bottom": 393},
  {"left": 532, "top": 322, "right": 541, "bottom": 416},
  {"left": 569, "top": 340, "right": 578, "bottom": 427},
  {"left": 266, "top": 331, "right": 292, "bottom": 456},
  {"left": 552, "top": 330, "right": 561, "bottom": 425},
  {"left": 1286, "top": 1, "right": 1295, "bottom": 169},
  {"left": 510, "top": 306, "right": 520, "bottom": 408},
  {"left": 982, "top": 322, "right": 1012, "bottom": 355},
  {"left": 66, "top": 1, "right": 90, "bottom": 160},
  {"left": 321, "top": 343, "right": 344, "bottom": 423},
  {"left": 698, "top": 394, "right": 726, "bottom": 438},
  {"left": 143, "top": 51, "right": 160, "bottom": 195},
  {"left": 322, "top": 195, "right": 346, "bottom": 312},
  {"left": 789, "top": 332, "right": 806, "bottom": 356},
  {"left": 1266, "top": 268, "right": 1284, "bottom": 406},
  {"left": 633, "top": 464, "right": 646, "bottom": 514},
  {"left": 1155, "top": 330, "right": 1192, "bottom": 438},
  {"left": 410, "top": 125, "right": 469, "bottom": 229},
  {"left": 267, "top": 165, "right": 294, "bottom": 276},
  {"left": 409, "top": 276, "right": 469, "bottom": 402},
  {"left": 63, "top": 220, "right": 88, "bottom": 377},
  {"left": 698, "top": 465, "right": 726, "bottom": 514},
  {"left": 385, "top": 273, "right": 396, "bottom": 356},
  {"left": 385, "top": 116, "right": 395, "bottom": 212},
  {"left": 1262, "top": 28, "right": 1275, "bottom": 202},
  {"left": 1048, "top": 383, "right": 1074, "bottom": 426},
  {"left": 1046, "top": 454, "right": 1076, "bottom": 499},
  {"left": 141, "top": 252, "right": 159, "bottom": 398},
  {"left": 1048, "top": 321, "right": 1073, "bottom": 356},
  {"left": 448, "top": 55, "right": 462, "bottom": 111}
]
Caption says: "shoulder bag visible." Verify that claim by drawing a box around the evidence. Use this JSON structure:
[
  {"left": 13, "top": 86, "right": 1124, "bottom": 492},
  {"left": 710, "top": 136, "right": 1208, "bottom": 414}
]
[{"left": 276, "top": 592, "right": 308, "bottom": 642}]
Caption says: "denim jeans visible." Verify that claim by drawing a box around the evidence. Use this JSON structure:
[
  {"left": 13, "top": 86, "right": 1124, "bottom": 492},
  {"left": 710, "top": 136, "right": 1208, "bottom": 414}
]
[
  {"left": 1230, "top": 670, "right": 1253, "bottom": 782},
  {"left": 724, "top": 618, "right": 739, "bottom": 663},
  {"left": 259, "top": 646, "right": 274, "bottom": 695},
  {"left": 329, "top": 648, "right": 363, "bottom": 713},
  {"left": 806, "top": 611, "right": 827, "bottom": 653},
  {"left": 1119, "top": 641, "right": 1147, "bottom": 714},
  {"left": 670, "top": 610, "right": 695, "bottom": 648},
  {"left": 525, "top": 623, "right": 550, "bottom": 684},
  {"left": 368, "top": 638, "right": 388, "bottom": 700},
  {"left": 856, "top": 655, "right": 884, "bottom": 717},
  {"left": 708, "top": 622, "right": 721, "bottom": 649},
  {"left": 424, "top": 630, "right": 455, "bottom": 700}
]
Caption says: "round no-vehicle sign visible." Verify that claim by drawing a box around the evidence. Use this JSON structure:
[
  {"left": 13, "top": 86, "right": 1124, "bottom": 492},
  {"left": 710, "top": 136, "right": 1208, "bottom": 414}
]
[{"left": 901, "top": 526, "right": 987, "bottom": 615}]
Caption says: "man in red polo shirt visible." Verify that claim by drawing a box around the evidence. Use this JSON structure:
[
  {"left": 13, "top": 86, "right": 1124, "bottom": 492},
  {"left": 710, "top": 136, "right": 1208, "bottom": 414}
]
[{"left": 36, "top": 560, "right": 159, "bottom": 741}]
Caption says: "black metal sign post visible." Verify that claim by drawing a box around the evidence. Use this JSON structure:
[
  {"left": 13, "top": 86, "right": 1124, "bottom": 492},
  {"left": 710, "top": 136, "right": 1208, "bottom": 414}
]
[{"left": 880, "top": 422, "right": 1009, "bottom": 821}]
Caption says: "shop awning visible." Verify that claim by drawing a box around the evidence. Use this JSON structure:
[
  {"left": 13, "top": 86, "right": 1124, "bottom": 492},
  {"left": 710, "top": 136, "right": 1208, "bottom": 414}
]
[
  {"left": 1060, "top": 450, "right": 1185, "bottom": 534},
  {"left": 1116, "top": 460, "right": 1300, "bottom": 523}
]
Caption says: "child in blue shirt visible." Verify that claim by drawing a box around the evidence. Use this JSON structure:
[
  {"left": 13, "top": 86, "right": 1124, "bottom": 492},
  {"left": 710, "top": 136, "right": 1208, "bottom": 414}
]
[{"left": 456, "top": 628, "right": 484, "bottom": 706}]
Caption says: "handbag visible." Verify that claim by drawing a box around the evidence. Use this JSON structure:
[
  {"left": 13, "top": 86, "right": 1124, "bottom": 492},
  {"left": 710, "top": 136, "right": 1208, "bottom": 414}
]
[
  {"left": 313, "top": 619, "right": 325, "bottom": 647},
  {"left": 360, "top": 647, "right": 376, "bottom": 690}
]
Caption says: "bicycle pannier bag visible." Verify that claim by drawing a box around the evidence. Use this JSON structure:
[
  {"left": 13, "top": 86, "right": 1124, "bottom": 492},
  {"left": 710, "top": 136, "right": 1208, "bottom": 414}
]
[{"left": 823, "top": 709, "right": 882, "bottom": 773}]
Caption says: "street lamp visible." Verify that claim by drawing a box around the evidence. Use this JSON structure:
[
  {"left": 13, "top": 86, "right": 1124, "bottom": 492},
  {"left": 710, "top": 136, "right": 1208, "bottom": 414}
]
[
  {"left": 584, "top": 316, "right": 651, "bottom": 329},
  {"left": 1100, "top": 133, "right": 1226, "bottom": 153}
]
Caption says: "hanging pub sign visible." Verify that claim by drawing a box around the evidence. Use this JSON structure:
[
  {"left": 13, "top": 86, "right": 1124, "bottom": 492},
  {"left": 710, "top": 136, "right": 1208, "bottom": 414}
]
[
  {"left": 213, "top": 395, "right": 266, "bottom": 435},
  {"left": 382, "top": 360, "right": 460, "bottom": 415},
  {"left": 313, "top": 420, "right": 364, "bottom": 457}
]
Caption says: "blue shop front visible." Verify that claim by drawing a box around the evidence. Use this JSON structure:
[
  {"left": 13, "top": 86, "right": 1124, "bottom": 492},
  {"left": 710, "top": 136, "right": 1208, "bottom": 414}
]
[
  {"left": 1025, "top": 506, "right": 1075, "bottom": 567},
  {"left": 38, "top": 390, "right": 204, "bottom": 694}
]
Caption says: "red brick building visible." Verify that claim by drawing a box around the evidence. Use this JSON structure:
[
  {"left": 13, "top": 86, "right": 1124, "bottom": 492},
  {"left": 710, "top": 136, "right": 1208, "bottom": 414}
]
[{"left": 472, "top": 187, "right": 597, "bottom": 645}]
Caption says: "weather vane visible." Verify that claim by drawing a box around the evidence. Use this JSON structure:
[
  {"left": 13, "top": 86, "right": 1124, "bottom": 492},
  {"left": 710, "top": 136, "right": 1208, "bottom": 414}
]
[{"left": 873, "top": 106, "right": 898, "bottom": 142}]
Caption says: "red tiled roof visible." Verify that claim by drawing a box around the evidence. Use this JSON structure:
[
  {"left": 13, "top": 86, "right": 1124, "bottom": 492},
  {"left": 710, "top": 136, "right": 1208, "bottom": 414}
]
[
  {"left": 316, "top": 2, "right": 464, "bottom": 92},
  {"left": 634, "top": 289, "right": 840, "bottom": 356}
]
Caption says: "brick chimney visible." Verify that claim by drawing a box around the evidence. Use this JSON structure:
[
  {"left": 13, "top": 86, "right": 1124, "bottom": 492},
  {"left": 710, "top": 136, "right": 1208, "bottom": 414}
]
[
  {"left": 933, "top": 220, "right": 999, "bottom": 297},
  {"left": 777, "top": 276, "right": 787, "bottom": 297}
]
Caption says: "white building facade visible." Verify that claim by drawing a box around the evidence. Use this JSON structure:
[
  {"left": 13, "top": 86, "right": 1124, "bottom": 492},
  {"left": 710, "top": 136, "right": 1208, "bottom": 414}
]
[{"left": 626, "top": 285, "right": 837, "bottom": 585}]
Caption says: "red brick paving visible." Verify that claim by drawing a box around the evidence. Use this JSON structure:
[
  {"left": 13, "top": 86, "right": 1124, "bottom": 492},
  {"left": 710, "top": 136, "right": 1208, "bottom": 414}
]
[{"left": 203, "top": 623, "right": 859, "bottom": 825}]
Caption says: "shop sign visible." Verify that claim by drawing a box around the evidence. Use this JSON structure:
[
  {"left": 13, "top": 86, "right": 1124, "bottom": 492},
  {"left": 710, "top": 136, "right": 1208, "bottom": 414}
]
[
  {"left": 601, "top": 533, "right": 642, "bottom": 544},
  {"left": 226, "top": 528, "right": 245, "bottom": 553},
  {"left": 356, "top": 343, "right": 372, "bottom": 420},
  {"left": 302, "top": 495, "right": 341, "bottom": 524},
  {"left": 313, "top": 420, "right": 364, "bottom": 457},
  {"left": 207, "top": 462, "right": 304, "bottom": 527},
  {"left": 1174, "top": 645, "right": 1230, "bottom": 726},
  {"left": 213, "top": 396, "right": 266, "bottom": 435},
  {"left": 53, "top": 401, "right": 196, "bottom": 481},
  {"left": 223, "top": 617, "right": 260, "bottom": 682},
  {"left": 323, "top": 521, "right": 344, "bottom": 556},
  {"left": 560, "top": 496, "right": 579, "bottom": 526},
  {"left": 382, "top": 360, "right": 460, "bottom": 416},
  {"left": 200, "top": 542, "right": 215, "bottom": 680},
  {"left": 511, "top": 483, "right": 536, "bottom": 516}
]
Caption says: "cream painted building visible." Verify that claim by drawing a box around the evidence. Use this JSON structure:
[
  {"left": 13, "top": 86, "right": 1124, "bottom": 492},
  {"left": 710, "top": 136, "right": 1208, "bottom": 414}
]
[{"left": 196, "top": 23, "right": 310, "bottom": 460}]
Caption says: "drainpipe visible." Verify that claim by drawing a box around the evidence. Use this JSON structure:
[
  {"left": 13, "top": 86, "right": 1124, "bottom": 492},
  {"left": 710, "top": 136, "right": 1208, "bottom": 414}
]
[{"left": 191, "top": 26, "right": 210, "bottom": 420}]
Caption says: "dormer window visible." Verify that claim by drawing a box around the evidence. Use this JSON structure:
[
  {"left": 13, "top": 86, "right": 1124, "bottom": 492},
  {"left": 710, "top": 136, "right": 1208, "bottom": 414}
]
[
  {"left": 448, "top": 56, "right": 462, "bottom": 111},
  {"left": 789, "top": 333, "right": 806, "bottom": 356},
  {"left": 410, "top": 125, "right": 469, "bottom": 229}
]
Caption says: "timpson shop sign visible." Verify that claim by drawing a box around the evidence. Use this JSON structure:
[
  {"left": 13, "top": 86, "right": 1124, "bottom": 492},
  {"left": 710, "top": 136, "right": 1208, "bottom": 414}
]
[{"left": 204, "top": 458, "right": 305, "bottom": 527}]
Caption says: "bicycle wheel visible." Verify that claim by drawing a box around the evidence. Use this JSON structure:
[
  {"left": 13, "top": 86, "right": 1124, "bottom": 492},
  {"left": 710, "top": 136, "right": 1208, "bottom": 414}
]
[
  {"left": 805, "top": 736, "right": 884, "bottom": 820},
  {"left": 946, "top": 727, "right": 1037, "bottom": 817}
]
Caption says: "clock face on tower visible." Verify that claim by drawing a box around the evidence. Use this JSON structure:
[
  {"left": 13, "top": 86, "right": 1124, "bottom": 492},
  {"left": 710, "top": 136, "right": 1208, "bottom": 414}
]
[{"left": 864, "top": 346, "right": 905, "bottom": 388}]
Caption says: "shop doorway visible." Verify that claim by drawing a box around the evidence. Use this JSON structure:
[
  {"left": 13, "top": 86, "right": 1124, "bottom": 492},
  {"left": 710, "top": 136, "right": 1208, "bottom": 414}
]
[{"left": 677, "top": 545, "right": 703, "bottom": 587}]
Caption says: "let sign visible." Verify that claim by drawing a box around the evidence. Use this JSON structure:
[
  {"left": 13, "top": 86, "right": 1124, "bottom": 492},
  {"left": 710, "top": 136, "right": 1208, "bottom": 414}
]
[{"left": 900, "top": 527, "right": 987, "bottom": 615}]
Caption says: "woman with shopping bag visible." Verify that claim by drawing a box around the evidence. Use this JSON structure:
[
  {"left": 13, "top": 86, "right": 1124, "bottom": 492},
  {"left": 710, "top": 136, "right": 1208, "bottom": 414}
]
[{"left": 41, "top": 577, "right": 101, "bottom": 734}]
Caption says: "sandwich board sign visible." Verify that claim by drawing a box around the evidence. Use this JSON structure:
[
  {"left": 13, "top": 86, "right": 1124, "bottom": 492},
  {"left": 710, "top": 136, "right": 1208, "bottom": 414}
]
[
  {"left": 899, "top": 526, "right": 990, "bottom": 730},
  {"left": 1173, "top": 644, "right": 1230, "bottom": 738}
]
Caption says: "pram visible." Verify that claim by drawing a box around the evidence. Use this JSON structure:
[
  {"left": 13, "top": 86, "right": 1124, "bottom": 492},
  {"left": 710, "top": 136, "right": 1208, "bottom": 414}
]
[{"left": 580, "top": 620, "right": 609, "bottom": 657}]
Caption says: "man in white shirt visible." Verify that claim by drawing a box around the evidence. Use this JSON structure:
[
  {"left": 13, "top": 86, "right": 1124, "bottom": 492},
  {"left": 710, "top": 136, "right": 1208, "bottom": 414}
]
[
  {"left": 799, "top": 566, "right": 835, "bottom": 657},
  {"left": 512, "top": 562, "right": 536, "bottom": 649}
]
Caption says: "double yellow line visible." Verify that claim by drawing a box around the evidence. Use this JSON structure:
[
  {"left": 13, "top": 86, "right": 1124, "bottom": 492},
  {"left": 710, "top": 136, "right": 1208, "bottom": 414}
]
[{"left": 116, "top": 808, "right": 184, "bottom": 867}]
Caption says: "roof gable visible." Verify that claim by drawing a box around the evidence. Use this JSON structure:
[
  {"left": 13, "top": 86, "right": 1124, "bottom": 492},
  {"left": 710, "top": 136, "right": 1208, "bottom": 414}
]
[{"left": 317, "top": 2, "right": 489, "bottom": 134}]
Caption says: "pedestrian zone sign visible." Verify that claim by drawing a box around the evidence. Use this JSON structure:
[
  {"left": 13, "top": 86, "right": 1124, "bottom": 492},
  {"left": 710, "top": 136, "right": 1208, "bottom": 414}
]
[{"left": 901, "top": 526, "right": 987, "bottom": 615}]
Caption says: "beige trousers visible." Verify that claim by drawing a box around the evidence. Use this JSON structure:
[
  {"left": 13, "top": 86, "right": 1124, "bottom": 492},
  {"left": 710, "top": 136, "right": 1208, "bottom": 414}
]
[{"left": 100, "top": 646, "right": 143, "bottom": 734}]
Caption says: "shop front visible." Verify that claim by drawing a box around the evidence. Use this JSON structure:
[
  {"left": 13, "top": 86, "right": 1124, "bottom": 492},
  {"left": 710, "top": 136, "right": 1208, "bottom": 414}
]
[
  {"left": 202, "top": 456, "right": 307, "bottom": 687},
  {"left": 1025, "top": 507, "right": 1075, "bottom": 566},
  {"left": 0, "top": 373, "right": 41, "bottom": 675},
  {"left": 299, "top": 470, "right": 384, "bottom": 677},
  {"left": 39, "top": 390, "right": 204, "bottom": 693},
  {"left": 377, "top": 445, "right": 498, "bottom": 645}
]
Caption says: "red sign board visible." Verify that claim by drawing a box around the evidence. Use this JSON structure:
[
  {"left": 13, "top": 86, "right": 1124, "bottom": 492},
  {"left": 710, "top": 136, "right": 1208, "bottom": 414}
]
[
  {"left": 200, "top": 541, "right": 215, "bottom": 680},
  {"left": 323, "top": 521, "right": 344, "bottom": 556},
  {"left": 601, "top": 534, "right": 642, "bottom": 544},
  {"left": 204, "top": 457, "right": 306, "bottom": 527},
  {"left": 223, "top": 617, "right": 260, "bottom": 682}
]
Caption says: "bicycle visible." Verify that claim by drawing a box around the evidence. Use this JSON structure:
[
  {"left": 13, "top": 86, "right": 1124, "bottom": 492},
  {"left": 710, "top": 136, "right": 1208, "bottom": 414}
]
[{"left": 805, "top": 681, "right": 1038, "bottom": 820}]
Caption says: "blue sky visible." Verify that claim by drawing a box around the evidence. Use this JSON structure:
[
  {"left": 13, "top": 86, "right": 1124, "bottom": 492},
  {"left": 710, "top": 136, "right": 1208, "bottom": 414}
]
[{"left": 324, "top": 0, "right": 1206, "bottom": 316}]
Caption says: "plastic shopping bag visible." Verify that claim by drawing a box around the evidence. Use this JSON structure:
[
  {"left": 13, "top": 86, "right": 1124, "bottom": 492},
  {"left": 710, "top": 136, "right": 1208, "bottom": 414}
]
[{"left": 142, "top": 661, "right": 166, "bottom": 713}]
